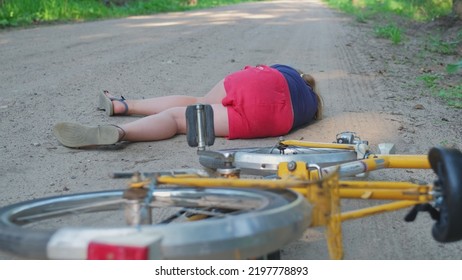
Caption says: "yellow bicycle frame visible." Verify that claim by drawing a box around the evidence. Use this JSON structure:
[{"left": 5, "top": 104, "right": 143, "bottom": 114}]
[{"left": 129, "top": 151, "right": 434, "bottom": 260}]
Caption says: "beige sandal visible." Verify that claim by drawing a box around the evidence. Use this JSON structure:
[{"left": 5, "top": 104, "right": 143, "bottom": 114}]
[
  {"left": 98, "top": 90, "right": 129, "bottom": 116},
  {"left": 53, "top": 122, "right": 125, "bottom": 148}
]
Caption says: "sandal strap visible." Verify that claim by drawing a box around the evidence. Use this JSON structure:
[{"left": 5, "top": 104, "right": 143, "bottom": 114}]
[
  {"left": 104, "top": 90, "right": 129, "bottom": 115},
  {"left": 112, "top": 96, "right": 129, "bottom": 115}
]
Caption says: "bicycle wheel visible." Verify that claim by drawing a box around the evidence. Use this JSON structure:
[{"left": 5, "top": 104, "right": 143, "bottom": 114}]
[
  {"left": 199, "top": 146, "right": 358, "bottom": 176},
  {"left": 429, "top": 147, "right": 462, "bottom": 243},
  {"left": 0, "top": 186, "right": 310, "bottom": 260}
]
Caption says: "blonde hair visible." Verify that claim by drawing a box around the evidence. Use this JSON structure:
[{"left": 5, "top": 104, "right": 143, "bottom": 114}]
[{"left": 298, "top": 71, "right": 324, "bottom": 120}]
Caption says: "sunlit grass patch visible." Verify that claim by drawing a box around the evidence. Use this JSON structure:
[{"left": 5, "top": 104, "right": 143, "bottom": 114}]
[
  {"left": 417, "top": 73, "right": 440, "bottom": 89},
  {"left": 373, "top": 23, "right": 403, "bottom": 44},
  {"left": 436, "top": 85, "right": 462, "bottom": 108},
  {"left": 323, "top": 0, "right": 453, "bottom": 21},
  {"left": 417, "top": 73, "right": 462, "bottom": 108},
  {"left": 0, "top": 0, "right": 263, "bottom": 27}
]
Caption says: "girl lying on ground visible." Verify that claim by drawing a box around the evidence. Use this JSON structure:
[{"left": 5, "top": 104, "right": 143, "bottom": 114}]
[{"left": 53, "top": 64, "right": 323, "bottom": 148}]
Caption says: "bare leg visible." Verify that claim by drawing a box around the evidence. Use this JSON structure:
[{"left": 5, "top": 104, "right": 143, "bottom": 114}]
[
  {"left": 118, "top": 95, "right": 198, "bottom": 116},
  {"left": 53, "top": 104, "right": 229, "bottom": 147},
  {"left": 56, "top": 81, "right": 230, "bottom": 147},
  {"left": 118, "top": 104, "right": 229, "bottom": 142},
  {"left": 199, "top": 79, "right": 227, "bottom": 104},
  {"left": 110, "top": 79, "right": 227, "bottom": 115}
]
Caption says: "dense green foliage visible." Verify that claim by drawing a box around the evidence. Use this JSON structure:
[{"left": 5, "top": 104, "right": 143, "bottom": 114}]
[{"left": 0, "top": 0, "right": 261, "bottom": 27}]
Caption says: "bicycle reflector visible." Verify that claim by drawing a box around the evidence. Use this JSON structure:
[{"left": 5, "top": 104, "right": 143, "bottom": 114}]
[{"left": 86, "top": 233, "right": 163, "bottom": 260}]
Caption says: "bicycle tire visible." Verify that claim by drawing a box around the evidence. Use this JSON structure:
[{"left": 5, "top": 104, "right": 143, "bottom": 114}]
[
  {"left": 0, "top": 186, "right": 310, "bottom": 260},
  {"left": 199, "top": 146, "right": 357, "bottom": 176},
  {"left": 429, "top": 147, "right": 462, "bottom": 243}
]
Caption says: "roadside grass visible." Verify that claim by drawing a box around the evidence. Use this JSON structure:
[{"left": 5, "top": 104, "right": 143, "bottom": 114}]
[
  {"left": 1, "top": 0, "right": 113, "bottom": 27},
  {"left": 417, "top": 72, "right": 462, "bottom": 109},
  {"left": 426, "top": 31, "right": 462, "bottom": 55},
  {"left": 437, "top": 85, "right": 462, "bottom": 108},
  {"left": 446, "top": 60, "right": 462, "bottom": 73},
  {"left": 417, "top": 73, "right": 440, "bottom": 90},
  {"left": 324, "top": 0, "right": 461, "bottom": 109},
  {"left": 373, "top": 23, "right": 403, "bottom": 44},
  {"left": 421, "top": 29, "right": 462, "bottom": 108},
  {"left": 0, "top": 0, "right": 261, "bottom": 28},
  {"left": 323, "top": 0, "right": 453, "bottom": 22}
]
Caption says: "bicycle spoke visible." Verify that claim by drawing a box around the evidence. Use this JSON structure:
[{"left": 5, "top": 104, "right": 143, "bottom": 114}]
[
  {"left": 157, "top": 207, "right": 230, "bottom": 224},
  {"left": 150, "top": 195, "right": 263, "bottom": 210}
]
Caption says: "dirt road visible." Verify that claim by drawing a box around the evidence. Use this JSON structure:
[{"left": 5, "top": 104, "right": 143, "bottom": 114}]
[{"left": 1, "top": 0, "right": 461, "bottom": 259}]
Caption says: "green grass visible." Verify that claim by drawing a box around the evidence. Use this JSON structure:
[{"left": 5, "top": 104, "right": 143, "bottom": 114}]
[
  {"left": 1, "top": 0, "right": 108, "bottom": 27},
  {"left": 417, "top": 73, "right": 462, "bottom": 108},
  {"left": 323, "top": 0, "right": 453, "bottom": 21},
  {"left": 446, "top": 61, "right": 462, "bottom": 73},
  {"left": 325, "top": 0, "right": 460, "bottom": 109},
  {"left": 0, "top": 0, "right": 262, "bottom": 28},
  {"left": 426, "top": 33, "right": 462, "bottom": 55},
  {"left": 417, "top": 74, "right": 438, "bottom": 88},
  {"left": 437, "top": 85, "right": 462, "bottom": 108},
  {"left": 323, "top": 0, "right": 453, "bottom": 44},
  {"left": 373, "top": 23, "right": 403, "bottom": 44}
]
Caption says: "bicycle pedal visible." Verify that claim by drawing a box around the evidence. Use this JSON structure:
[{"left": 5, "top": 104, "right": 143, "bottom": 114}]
[{"left": 186, "top": 104, "right": 215, "bottom": 149}]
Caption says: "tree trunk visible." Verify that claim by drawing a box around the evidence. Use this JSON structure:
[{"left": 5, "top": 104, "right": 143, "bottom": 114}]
[
  {"left": 182, "top": 0, "right": 198, "bottom": 6},
  {"left": 454, "top": 0, "right": 462, "bottom": 19},
  {"left": 103, "top": 0, "right": 138, "bottom": 6}
]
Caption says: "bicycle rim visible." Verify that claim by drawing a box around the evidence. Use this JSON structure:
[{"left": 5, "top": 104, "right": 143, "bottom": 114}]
[
  {"left": 199, "top": 146, "right": 357, "bottom": 176},
  {"left": 0, "top": 186, "right": 310, "bottom": 259}
]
